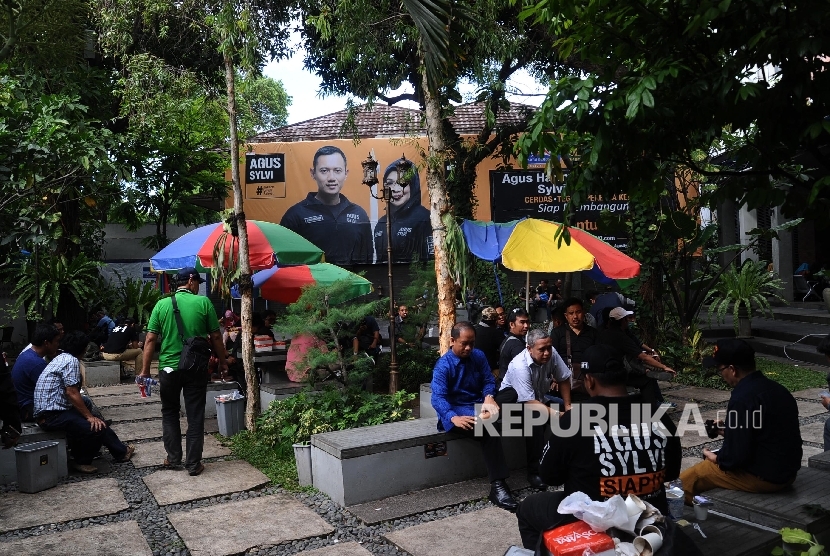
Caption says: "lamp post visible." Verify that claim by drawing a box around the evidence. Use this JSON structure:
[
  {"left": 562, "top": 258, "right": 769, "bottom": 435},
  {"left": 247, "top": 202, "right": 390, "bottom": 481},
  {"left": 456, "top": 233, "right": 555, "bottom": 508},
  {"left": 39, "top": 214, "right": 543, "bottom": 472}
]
[{"left": 362, "top": 152, "right": 410, "bottom": 394}]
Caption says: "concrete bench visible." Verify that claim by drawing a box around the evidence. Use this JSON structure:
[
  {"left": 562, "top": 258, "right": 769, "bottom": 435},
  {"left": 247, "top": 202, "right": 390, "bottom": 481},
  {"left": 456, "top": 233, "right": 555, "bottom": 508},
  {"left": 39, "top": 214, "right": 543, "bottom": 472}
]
[
  {"left": 0, "top": 424, "right": 68, "bottom": 485},
  {"left": 808, "top": 450, "right": 830, "bottom": 471},
  {"left": 311, "top": 417, "right": 526, "bottom": 507},
  {"left": 705, "top": 467, "right": 830, "bottom": 536},
  {"left": 81, "top": 360, "right": 121, "bottom": 386},
  {"left": 678, "top": 505, "right": 779, "bottom": 556}
]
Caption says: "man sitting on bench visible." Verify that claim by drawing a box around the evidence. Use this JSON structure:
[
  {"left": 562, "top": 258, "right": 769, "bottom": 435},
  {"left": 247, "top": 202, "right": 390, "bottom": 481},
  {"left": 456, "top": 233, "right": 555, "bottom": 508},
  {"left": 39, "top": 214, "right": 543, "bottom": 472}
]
[
  {"left": 681, "top": 339, "right": 802, "bottom": 503},
  {"left": 431, "top": 321, "right": 517, "bottom": 512}
]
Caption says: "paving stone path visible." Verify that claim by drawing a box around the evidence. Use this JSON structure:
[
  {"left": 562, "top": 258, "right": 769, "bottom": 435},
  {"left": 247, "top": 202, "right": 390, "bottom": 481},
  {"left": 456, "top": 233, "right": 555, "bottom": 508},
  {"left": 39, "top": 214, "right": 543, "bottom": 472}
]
[{"left": 0, "top": 379, "right": 827, "bottom": 555}]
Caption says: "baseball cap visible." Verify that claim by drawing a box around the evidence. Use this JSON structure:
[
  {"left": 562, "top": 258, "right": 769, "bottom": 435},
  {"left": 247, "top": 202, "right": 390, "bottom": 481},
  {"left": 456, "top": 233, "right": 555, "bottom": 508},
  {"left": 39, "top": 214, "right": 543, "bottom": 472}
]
[
  {"left": 609, "top": 307, "right": 634, "bottom": 320},
  {"left": 702, "top": 339, "right": 755, "bottom": 368},
  {"left": 582, "top": 345, "right": 626, "bottom": 374},
  {"left": 176, "top": 267, "right": 205, "bottom": 284},
  {"left": 481, "top": 307, "right": 498, "bottom": 321}
]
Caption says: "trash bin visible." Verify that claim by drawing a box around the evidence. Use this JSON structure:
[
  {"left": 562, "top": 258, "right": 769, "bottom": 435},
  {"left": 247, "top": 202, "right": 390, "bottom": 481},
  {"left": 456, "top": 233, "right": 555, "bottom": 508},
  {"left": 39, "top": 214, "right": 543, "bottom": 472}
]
[
  {"left": 15, "top": 441, "right": 60, "bottom": 493},
  {"left": 292, "top": 442, "right": 312, "bottom": 486},
  {"left": 215, "top": 394, "right": 246, "bottom": 437}
]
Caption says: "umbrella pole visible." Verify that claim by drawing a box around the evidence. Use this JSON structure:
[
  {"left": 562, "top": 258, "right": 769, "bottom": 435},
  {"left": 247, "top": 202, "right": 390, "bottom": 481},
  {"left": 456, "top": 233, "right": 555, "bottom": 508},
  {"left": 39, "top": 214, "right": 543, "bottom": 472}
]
[{"left": 525, "top": 272, "right": 530, "bottom": 313}]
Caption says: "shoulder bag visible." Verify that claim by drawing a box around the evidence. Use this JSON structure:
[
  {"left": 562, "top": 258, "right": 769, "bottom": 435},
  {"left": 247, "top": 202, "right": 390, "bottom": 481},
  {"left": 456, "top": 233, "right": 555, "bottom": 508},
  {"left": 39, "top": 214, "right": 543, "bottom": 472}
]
[{"left": 171, "top": 293, "right": 212, "bottom": 374}]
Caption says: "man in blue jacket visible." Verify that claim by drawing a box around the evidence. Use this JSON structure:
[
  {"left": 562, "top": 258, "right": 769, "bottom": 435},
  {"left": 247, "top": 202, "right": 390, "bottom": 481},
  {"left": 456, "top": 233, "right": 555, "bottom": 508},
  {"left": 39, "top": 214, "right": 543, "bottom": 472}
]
[
  {"left": 431, "top": 321, "right": 517, "bottom": 511},
  {"left": 280, "top": 145, "right": 372, "bottom": 264}
]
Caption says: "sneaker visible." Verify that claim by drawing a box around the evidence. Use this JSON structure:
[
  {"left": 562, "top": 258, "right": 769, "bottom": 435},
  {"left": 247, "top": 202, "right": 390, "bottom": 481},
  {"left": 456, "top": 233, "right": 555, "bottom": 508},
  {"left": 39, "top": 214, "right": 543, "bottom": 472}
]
[
  {"left": 73, "top": 463, "right": 98, "bottom": 474},
  {"left": 114, "top": 444, "right": 135, "bottom": 463},
  {"left": 188, "top": 463, "right": 205, "bottom": 476},
  {"left": 660, "top": 401, "right": 678, "bottom": 413}
]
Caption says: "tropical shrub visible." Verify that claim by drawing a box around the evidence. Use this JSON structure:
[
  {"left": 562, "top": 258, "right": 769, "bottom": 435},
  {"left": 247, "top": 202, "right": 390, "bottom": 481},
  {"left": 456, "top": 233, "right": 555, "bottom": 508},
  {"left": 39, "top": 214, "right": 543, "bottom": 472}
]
[
  {"left": 256, "top": 386, "right": 414, "bottom": 447},
  {"left": 707, "top": 260, "right": 786, "bottom": 335}
]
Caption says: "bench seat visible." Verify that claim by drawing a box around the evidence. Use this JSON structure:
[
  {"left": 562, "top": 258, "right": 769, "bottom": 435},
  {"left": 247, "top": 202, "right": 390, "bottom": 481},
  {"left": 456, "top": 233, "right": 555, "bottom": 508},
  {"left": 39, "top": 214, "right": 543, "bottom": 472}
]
[
  {"left": 704, "top": 467, "right": 830, "bottom": 535},
  {"left": 311, "top": 417, "right": 526, "bottom": 507}
]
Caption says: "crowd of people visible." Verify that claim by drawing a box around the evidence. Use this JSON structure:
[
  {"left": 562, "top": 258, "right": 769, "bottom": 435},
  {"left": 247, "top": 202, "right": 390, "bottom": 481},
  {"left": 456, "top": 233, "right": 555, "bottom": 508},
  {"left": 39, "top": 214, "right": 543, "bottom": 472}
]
[{"left": 433, "top": 281, "right": 820, "bottom": 553}]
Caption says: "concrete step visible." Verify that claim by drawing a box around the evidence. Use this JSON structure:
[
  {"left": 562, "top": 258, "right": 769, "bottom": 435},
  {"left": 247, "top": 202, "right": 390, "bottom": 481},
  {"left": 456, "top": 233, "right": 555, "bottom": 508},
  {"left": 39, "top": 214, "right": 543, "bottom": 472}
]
[
  {"left": 705, "top": 467, "right": 830, "bottom": 534},
  {"left": 808, "top": 450, "right": 830, "bottom": 471},
  {"left": 771, "top": 307, "right": 830, "bottom": 326},
  {"left": 743, "top": 337, "right": 830, "bottom": 367}
]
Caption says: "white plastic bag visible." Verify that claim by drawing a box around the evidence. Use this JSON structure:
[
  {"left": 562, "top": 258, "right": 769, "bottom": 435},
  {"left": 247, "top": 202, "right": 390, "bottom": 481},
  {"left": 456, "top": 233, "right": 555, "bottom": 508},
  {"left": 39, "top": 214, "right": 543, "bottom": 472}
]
[{"left": 556, "top": 492, "right": 631, "bottom": 532}]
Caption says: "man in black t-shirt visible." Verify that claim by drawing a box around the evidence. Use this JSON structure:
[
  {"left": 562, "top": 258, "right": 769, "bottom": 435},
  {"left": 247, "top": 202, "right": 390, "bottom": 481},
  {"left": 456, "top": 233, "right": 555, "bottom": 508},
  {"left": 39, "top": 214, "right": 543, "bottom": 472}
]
[
  {"left": 497, "top": 308, "right": 530, "bottom": 385},
  {"left": 101, "top": 318, "right": 143, "bottom": 375},
  {"left": 352, "top": 315, "right": 381, "bottom": 357},
  {"left": 598, "top": 307, "right": 675, "bottom": 404},
  {"left": 516, "top": 345, "right": 682, "bottom": 551},
  {"left": 550, "top": 298, "right": 597, "bottom": 393},
  {"left": 475, "top": 307, "right": 505, "bottom": 375}
]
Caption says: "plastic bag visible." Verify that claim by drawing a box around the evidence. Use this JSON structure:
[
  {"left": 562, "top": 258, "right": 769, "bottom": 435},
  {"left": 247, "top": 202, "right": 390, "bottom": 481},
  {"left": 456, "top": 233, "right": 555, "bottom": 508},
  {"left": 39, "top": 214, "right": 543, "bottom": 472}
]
[{"left": 556, "top": 492, "right": 630, "bottom": 532}]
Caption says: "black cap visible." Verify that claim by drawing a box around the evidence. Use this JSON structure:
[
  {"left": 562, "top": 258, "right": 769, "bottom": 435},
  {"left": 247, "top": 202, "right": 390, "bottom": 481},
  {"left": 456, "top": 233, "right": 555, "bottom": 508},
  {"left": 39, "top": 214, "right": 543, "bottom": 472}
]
[
  {"left": 176, "top": 267, "right": 205, "bottom": 284},
  {"left": 582, "top": 344, "right": 625, "bottom": 374},
  {"left": 703, "top": 339, "right": 755, "bottom": 368}
]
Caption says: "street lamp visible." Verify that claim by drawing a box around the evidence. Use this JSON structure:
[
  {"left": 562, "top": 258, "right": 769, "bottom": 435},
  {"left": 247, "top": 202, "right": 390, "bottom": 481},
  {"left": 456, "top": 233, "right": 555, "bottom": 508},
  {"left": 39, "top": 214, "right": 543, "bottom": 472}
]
[{"left": 362, "top": 152, "right": 410, "bottom": 394}]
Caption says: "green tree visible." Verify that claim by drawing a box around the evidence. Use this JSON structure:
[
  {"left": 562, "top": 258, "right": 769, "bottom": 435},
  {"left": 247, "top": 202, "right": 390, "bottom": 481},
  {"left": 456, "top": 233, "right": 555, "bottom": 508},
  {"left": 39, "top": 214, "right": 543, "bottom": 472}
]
[{"left": 514, "top": 0, "right": 830, "bottom": 221}]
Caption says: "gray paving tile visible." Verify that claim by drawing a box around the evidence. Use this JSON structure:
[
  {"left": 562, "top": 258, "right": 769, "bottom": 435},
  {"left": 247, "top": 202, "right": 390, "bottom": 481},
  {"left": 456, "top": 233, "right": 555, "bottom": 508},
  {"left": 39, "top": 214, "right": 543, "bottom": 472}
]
[
  {"left": 0, "top": 520, "right": 151, "bottom": 555},
  {"left": 143, "top": 459, "right": 269, "bottom": 505},
  {"left": 348, "top": 474, "right": 530, "bottom": 525},
  {"left": 168, "top": 494, "right": 333, "bottom": 555},
  {"left": 797, "top": 400, "right": 828, "bottom": 418},
  {"left": 802, "top": 421, "right": 827, "bottom": 445},
  {"left": 667, "top": 387, "right": 731, "bottom": 404},
  {"left": 299, "top": 542, "right": 372, "bottom": 556},
  {"left": 0, "top": 478, "right": 128, "bottom": 533},
  {"left": 93, "top": 394, "right": 161, "bottom": 408},
  {"left": 130, "top": 436, "right": 231, "bottom": 468},
  {"left": 681, "top": 456, "right": 702, "bottom": 472},
  {"left": 111, "top": 418, "right": 217, "bottom": 442},
  {"left": 102, "top": 404, "right": 162, "bottom": 422},
  {"left": 86, "top": 384, "right": 141, "bottom": 397},
  {"left": 384, "top": 506, "right": 522, "bottom": 556},
  {"left": 792, "top": 387, "right": 828, "bottom": 400},
  {"left": 802, "top": 445, "right": 824, "bottom": 467},
  {"left": 110, "top": 419, "right": 163, "bottom": 441}
]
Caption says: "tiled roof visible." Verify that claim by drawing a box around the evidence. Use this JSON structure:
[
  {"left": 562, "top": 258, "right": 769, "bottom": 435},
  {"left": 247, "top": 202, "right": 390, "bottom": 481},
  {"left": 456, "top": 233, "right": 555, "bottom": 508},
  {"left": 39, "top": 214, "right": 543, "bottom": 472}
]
[{"left": 249, "top": 101, "right": 536, "bottom": 143}]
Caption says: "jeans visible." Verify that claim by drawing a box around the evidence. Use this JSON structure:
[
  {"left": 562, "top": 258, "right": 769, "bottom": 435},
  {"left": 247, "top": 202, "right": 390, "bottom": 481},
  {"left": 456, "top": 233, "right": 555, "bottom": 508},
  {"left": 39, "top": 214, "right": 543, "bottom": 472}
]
[
  {"left": 39, "top": 398, "right": 127, "bottom": 464},
  {"left": 159, "top": 367, "right": 208, "bottom": 472}
]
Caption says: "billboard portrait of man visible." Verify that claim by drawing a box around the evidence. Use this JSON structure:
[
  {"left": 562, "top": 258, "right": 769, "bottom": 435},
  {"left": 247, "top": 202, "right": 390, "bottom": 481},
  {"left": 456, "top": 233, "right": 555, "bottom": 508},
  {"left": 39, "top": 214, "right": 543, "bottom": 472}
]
[{"left": 280, "top": 145, "right": 373, "bottom": 264}]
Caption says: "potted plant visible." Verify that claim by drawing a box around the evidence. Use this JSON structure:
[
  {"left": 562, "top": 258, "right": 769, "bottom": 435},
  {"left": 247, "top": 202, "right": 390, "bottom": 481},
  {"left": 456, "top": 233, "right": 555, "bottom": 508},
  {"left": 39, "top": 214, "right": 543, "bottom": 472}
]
[{"left": 707, "top": 260, "right": 786, "bottom": 337}]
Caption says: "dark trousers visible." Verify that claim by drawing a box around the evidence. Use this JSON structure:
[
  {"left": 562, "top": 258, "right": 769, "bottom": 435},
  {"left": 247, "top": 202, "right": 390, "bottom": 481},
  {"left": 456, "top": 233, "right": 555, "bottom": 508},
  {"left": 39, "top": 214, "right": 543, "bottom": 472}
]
[
  {"left": 0, "top": 372, "right": 22, "bottom": 440},
  {"left": 517, "top": 491, "right": 572, "bottom": 550},
  {"left": 626, "top": 373, "right": 663, "bottom": 404},
  {"left": 39, "top": 398, "right": 127, "bottom": 464},
  {"left": 159, "top": 367, "right": 207, "bottom": 471},
  {"left": 456, "top": 426, "right": 509, "bottom": 483},
  {"left": 495, "top": 387, "right": 553, "bottom": 475}
]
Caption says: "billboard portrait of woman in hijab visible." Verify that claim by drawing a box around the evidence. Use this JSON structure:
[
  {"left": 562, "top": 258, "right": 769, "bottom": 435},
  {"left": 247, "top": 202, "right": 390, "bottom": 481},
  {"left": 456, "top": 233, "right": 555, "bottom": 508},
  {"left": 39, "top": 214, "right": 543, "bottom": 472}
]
[{"left": 374, "top": 160, "right": 433, "bottom": 263}]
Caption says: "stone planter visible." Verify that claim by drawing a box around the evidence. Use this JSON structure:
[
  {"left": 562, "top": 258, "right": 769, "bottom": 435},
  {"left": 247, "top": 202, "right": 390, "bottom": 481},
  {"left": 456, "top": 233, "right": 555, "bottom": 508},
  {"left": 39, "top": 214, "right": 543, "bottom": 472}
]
[
  {"left": 736, "top": 307, "right": 753, "bottom": 338},
  {"left": 293, "top": 442, "right": 313, "bottom": 486},
  {"left": 823, "top": 287, "right": 830, "bottom": 314}
]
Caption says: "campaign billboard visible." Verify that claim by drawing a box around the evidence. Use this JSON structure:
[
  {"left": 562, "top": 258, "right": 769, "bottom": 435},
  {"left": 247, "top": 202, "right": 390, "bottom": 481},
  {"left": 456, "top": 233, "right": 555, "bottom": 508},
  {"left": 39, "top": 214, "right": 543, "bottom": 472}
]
[
  {"left": 234, "top": 139, "right": 440, "bottom": 266},
  {"left": 490, "top": 169, "right": 630, "bottom": 249}
]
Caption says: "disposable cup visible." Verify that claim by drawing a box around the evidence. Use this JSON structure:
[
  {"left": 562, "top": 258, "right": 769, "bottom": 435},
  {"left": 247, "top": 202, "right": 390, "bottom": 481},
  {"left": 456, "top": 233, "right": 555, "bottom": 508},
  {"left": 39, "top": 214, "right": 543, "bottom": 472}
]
[
  {"left": 694, "top": 504, "right": 709, "bottom": 521},
  {"left": 665, "top": 493, "right": 685, "bottom": 520},
  {"left": 639, "top": 525, "right": 663, "bottom": 538},
  {"left": 633, "top": 532, "right": 663, "bottom": 554}
]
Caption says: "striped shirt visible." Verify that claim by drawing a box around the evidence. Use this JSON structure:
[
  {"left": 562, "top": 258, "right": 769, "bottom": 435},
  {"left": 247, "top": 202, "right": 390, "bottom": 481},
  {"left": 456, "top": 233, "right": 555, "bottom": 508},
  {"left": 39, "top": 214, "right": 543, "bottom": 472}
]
[{"left": 33, "top": 353, "right": 82, "bottom": 416}]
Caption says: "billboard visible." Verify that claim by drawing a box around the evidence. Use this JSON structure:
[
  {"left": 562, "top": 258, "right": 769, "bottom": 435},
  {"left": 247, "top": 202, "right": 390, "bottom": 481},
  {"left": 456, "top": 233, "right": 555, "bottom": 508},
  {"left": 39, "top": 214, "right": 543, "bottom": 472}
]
[
  {"left": 236, "top": 139, "right": 438, "bottom": 266},
  {"left": 490, "top": 169, "right": 630, "bottom": 249}
]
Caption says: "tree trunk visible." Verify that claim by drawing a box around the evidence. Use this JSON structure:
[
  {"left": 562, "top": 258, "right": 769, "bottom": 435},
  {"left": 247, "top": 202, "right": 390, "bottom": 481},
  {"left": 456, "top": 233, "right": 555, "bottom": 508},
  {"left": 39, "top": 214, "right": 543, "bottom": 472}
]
[
  {"left": 224, "top": 53, "right": 259, "bottom": 430},
  {"left": 422, "top": 67, "right": 455, "bottom": 354}
]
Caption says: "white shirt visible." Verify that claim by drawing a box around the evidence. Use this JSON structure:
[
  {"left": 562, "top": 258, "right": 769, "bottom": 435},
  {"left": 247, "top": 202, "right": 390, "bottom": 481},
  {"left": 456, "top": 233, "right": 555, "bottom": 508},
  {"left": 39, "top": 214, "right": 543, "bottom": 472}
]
[{"left": 500, "top": 349, "right": 571, "bottom": 402}]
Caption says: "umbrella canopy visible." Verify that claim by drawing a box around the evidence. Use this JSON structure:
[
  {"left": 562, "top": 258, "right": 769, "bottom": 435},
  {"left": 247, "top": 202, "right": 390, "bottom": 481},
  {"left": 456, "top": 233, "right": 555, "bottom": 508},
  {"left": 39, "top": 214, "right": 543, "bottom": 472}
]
[
  {"left": 233, "top": 263, "right": 373, "bottom": 304},
  {"left": 150, "top": 220, "right": 324, "bottom": 272},
  {"left": 500, "top": 219, "right": 641, "bottom": 279},
  {"left": 460, "top": 219, "right": 523, "bottom": 262}
]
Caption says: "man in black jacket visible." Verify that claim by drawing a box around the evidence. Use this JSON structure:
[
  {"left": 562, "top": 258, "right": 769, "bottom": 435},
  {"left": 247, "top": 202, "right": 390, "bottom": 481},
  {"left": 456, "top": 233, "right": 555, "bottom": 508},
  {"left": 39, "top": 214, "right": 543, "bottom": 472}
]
[
  {"left": 516, "top": 344, "right": 681, "bottom": 550},
  {"left": 280, "top": 145, "right": 372, "bottom": 264},
  {"left": 680, "top": 339, "right": 802, "bottom": 503},
  {"left": 475, "top": 307, "right": 505, "bottom": 375}
]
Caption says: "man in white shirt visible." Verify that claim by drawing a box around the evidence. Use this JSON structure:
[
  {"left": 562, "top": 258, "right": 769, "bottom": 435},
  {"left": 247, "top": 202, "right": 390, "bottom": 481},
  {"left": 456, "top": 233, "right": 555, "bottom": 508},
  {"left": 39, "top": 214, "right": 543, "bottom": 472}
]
[{"left": 497, "top": 329, "right": 572, "bottom": 490}]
